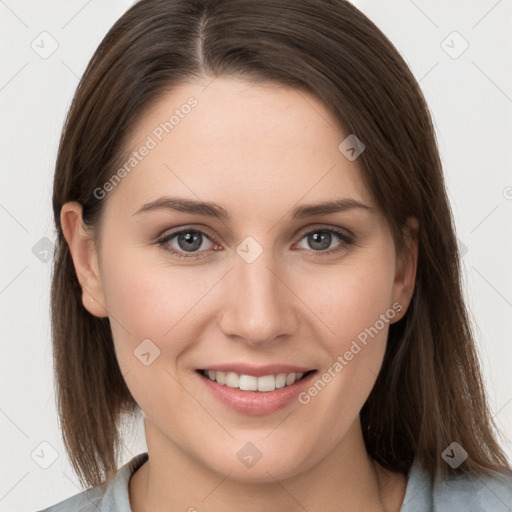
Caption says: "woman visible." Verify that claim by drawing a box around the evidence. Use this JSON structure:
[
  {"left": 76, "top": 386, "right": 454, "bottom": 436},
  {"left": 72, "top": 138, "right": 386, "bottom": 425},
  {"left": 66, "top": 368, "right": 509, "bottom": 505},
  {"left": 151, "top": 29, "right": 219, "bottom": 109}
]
[{"left": 40, "top": 0, "right": 512, "bottom": 510}]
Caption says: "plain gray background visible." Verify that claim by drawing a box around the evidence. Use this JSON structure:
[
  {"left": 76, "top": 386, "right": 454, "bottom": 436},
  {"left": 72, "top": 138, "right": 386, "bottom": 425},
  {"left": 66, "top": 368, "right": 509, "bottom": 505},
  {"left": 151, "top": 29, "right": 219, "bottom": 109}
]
[{"left": 1, "top": 0, "right": 511, "bottom": 510}]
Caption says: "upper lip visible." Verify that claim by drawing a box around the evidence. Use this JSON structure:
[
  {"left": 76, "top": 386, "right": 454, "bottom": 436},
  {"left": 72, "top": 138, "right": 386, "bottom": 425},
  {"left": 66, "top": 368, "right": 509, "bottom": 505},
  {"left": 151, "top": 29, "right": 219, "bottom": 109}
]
[{"left": 198, "top": 364, "right": 316, "bottom": 377}]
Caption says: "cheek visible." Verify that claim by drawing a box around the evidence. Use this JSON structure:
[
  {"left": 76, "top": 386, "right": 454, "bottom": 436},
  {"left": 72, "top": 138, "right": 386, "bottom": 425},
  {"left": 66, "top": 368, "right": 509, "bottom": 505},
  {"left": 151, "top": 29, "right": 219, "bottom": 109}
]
[
  {"left": 293, "top": 260, "right": 397, "bottom": 425},
  {"left": 305, "top": 256, "right": 396, "bottom": 344},
  {"left": 99, "top": 245, "right": 222, "bottom": 365},
  {"left": 297, "top": 252, "right": 397, "bottom": 406},
  {"left": 100, "top": 252, "right": 210, "bottom": 414}
]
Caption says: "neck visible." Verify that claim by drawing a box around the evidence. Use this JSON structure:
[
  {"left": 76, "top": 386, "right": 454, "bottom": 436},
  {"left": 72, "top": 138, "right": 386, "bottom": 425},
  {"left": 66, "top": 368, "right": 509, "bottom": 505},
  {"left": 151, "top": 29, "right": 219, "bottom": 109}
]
[{"left": 129, "top": 418, "right": 405, "bottom": 512}]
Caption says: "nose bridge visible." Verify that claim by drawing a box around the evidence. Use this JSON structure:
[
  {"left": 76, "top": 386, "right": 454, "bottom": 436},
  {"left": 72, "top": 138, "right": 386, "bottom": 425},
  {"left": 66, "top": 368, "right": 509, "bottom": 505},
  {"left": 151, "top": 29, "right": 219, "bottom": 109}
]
[{"left": 220, "top": 246, "right": 295, "bottom": 345}]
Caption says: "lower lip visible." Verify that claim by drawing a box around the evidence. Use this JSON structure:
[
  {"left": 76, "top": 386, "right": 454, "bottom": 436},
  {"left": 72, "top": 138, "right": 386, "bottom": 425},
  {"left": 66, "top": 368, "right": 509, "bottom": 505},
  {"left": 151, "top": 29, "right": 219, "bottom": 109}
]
[{"left": 197, "top": 370, "right": 317, "bottom": 415}]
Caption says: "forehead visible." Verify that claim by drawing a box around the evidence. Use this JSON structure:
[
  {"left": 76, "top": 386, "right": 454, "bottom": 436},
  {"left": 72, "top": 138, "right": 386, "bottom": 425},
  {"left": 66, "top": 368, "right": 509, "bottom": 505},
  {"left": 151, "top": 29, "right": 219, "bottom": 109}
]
[{"left": 104, "top": 76, "right": 374, "bottom": 220}]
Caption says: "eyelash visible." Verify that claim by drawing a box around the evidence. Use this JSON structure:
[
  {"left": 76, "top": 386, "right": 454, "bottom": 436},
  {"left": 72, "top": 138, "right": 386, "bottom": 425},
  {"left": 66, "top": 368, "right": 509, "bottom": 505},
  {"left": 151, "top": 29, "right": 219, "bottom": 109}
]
[{"left": 156, "top": 226, "right": 354, "bottom": 260}]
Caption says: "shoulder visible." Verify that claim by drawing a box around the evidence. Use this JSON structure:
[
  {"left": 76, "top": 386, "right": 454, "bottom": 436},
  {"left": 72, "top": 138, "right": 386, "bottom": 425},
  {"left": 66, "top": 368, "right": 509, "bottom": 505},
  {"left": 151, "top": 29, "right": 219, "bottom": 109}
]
[
  {"left": 401, "top": 458, "right": 512, "bottom": 512},
  {"left": 433, "top": 467, "right": 512, "bottom": 511},
  {"left": 36, "top": 484, "right": 105, "bottom": 512},
  {"left": 37, "top": 452, "right": 149, "bottom": 512}
]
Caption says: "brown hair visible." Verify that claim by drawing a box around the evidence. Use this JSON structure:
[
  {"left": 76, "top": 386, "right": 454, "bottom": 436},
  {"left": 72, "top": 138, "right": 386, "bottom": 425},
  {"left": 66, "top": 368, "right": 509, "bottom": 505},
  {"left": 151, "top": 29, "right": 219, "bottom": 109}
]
[{"left": 51, "top": 0, "right": 511, "bottom": 488}]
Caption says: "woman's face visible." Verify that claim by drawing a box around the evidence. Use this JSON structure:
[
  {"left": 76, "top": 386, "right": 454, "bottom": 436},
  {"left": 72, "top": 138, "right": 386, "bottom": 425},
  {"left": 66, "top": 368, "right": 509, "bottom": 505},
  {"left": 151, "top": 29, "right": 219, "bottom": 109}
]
[{"left": 75, "top": 77, "right": 416, "bottom": 482}]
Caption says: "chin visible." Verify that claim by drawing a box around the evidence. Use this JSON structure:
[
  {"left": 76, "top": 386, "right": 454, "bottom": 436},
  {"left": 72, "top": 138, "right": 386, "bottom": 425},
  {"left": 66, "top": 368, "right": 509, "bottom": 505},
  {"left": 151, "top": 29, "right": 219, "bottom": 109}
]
[{"left": 201, "top": 444, "right": 312, "bottom": 484}]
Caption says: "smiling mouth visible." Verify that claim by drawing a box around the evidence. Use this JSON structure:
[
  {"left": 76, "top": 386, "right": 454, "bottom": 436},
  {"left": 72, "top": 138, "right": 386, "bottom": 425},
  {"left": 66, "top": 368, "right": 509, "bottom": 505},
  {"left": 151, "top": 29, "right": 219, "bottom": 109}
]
[{"left": 196, "top": 369, "right": 316, "bottom": 393}]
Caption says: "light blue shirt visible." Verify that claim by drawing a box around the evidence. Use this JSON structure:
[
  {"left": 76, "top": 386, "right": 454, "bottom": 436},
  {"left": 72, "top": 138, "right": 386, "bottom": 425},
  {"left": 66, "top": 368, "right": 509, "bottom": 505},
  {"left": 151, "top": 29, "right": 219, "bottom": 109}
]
[{"left": 38, "top": 452, "right": 512, "bottom": 511}]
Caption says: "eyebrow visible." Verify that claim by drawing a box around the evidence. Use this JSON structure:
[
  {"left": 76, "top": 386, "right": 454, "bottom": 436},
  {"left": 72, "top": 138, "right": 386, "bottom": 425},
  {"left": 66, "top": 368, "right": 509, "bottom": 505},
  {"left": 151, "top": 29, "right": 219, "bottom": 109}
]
[{"left": 132, "top": 196, "right": 374, "bottom": 219}]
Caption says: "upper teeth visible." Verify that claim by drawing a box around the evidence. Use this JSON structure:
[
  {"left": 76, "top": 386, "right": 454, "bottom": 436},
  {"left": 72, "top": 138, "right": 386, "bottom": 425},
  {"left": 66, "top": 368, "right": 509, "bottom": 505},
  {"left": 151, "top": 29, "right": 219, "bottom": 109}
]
[{"left": 203, "top": 370, "right": 305, "bottom": 392}]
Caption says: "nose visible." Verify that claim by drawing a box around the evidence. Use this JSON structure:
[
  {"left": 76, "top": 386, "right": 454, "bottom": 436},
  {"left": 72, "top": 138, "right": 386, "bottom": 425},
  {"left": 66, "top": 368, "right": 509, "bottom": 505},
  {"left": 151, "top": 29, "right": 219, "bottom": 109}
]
[{"left": 218, "top": 249, "right": 298, "bottom": 347}]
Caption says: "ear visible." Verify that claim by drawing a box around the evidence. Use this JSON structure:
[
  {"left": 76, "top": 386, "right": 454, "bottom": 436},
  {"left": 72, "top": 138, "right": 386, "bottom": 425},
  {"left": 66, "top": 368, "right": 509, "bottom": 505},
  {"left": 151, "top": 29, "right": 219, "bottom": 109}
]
[
  {"left": 391, "top": 217, "right": 418, "bottom": 323},
  {"left": 60, "top": 202, "right": 108, "bottom": 318}
]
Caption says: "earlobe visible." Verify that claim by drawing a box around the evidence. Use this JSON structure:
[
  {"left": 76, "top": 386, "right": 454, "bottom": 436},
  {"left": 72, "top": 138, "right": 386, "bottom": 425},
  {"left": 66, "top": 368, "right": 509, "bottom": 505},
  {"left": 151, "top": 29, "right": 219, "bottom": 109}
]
[
  {"left": 391, "top": 217, "right": 419, "bottom": 323},
  {"left": 60, "top": 202, "right": 108, "bottom": 318}
]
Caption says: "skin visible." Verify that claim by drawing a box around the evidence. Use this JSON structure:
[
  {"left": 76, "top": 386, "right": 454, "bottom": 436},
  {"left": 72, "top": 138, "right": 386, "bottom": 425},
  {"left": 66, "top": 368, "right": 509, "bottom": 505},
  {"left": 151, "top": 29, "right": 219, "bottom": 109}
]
[{"left": 61, "top": 77, "right": 418, "bottom": 511}]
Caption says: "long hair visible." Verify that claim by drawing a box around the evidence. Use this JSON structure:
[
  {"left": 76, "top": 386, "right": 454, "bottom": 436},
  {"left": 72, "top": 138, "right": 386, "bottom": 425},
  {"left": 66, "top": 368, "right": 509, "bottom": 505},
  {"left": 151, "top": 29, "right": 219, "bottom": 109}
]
[{"left": 51, "top": 0, "right": 511, "bottom": 488}]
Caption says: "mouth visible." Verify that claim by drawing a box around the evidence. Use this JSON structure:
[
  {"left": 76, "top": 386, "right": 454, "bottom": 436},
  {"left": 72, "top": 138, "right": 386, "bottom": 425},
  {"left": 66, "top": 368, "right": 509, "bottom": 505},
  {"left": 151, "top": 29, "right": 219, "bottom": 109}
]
[
  {"left": 196, "top": 369, "right": 316, "bottom": 393},
  {"left": 195, "top": 368, "right": 318, "bottom": 415}
]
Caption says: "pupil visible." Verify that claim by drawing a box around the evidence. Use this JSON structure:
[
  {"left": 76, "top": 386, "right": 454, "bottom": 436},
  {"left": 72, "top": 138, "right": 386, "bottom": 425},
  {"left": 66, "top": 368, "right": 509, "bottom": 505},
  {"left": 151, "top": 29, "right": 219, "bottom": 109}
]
[
  {"left": 178, "top": 231, "right": 202, "bottom": 252},
  {"left": 309, "top": 231, "right": 331, "bottom": 250}
]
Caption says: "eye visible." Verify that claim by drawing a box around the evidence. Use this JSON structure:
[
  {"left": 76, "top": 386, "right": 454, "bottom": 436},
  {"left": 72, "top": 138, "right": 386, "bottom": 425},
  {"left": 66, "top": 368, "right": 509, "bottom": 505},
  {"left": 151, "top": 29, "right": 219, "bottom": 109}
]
[
  {"left": 157, "top": 225, "right": 354, "bottom": 260},
  {"left": 295, "top": 227, "right": 353, "bottom": 255},
  {"left": 158, "top": 228, "right": 220, "bottom": 259}
]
